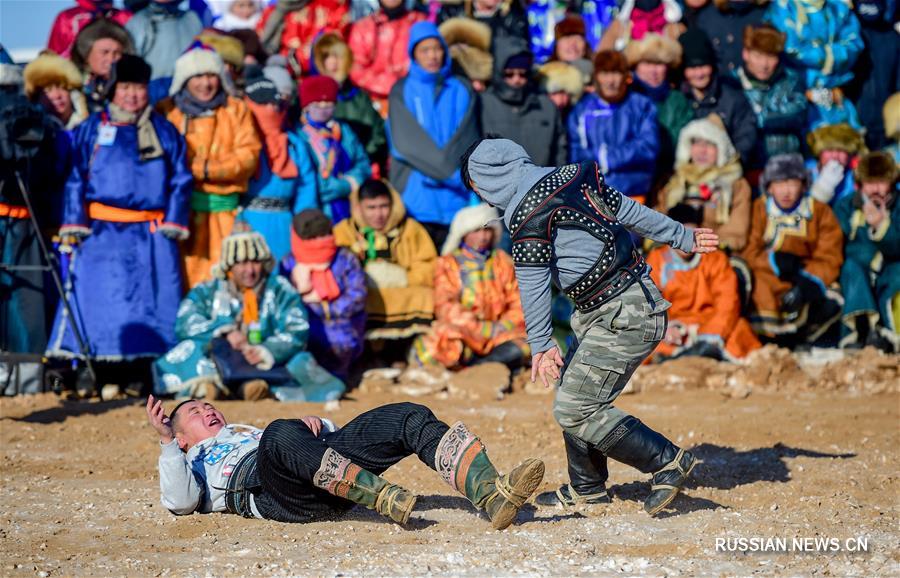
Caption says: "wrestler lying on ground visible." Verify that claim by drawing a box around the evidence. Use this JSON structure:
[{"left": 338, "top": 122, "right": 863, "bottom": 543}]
[{"left": 146, "top": 395, "right": 544, "bottom": 529}]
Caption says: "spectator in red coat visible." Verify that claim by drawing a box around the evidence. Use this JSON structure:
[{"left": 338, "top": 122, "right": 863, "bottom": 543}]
[
  {"left": 47, "top": 0, "right": 131, "bottom": 59},
  {"left": 256, "top": 0, "right": 350, "bottom": 76}
]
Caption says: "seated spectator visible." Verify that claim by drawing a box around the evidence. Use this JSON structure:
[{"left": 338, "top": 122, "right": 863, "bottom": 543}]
[
  {"left": 569, "top": 50, "right": 658, "bottom": 204},
  {"left": 159, "top": 43, "right": 262, "bottom": 287},
  {"left": 70, "top": 17, "right": 134, "bottom": 113},
  {"left": 48, "top": 56, "right": 191, "bottom": 380},
  {"left": 411, "top": 204, "right": 528, "bottom": 370},
  {"left": 537, "top": 61, "right": 585, "bottom": 122},
  {"left": 684, "top": 0, "right": 767, "bottom": 76},
  {"left": 347, "top": 0, "right": 427, "bottom": 114},
  {"left": 886, "top": 93, "right": 900, "bottom": 164},
  {"left": 599, "top": 0, "right": 682, "bottom": 53},
  {"left": 333, "top": 179, "right": 436, "bottom": 340},
  {"left": 741, "top": 153, "right": 844, "bottom": 344},
  {"left": 436, "top": 0, "right": 530, "bottom": 51},
  {"left": 241, "top": 65, "right": 312, "bottom": 261},
  {"left": 291, "top": 75, "right": 372, "bottom": 222},
  {"left": 208, "top": 0, "right": 264, "bottom": 31},
  {"left": 23, "top": 51, "right": 89, "bottom": 130},
  {"left": 679, "top": 28, "right": 758, "bottom": 166},
  {"left": 282, "top": 210, "right": 367, "bottom": 378},
  {"left": 481, "top": 40, "right": 566, "bottom": 167},
  {"left": 834, "top": 152, "right": 899, "bottom": 352},
  {"left": 126, "top": 0, "right": 203, "bottom": 103},
  {"left": 646, "top": 205, "right": 761, "bottom": 362},
  {"left": 47, "top": 0, "right": 131, "bottom": 59},
  {"left": 387, "top": 21, "right": 479, "bottom": 249},
  {"left": 625, "top": 32, "right": 693, "bottom": 177},
  {"left": 312, "top": 33, "right": 387, "bottom": 173},
  {"left": 154, "top": 228, "right": 346, "bottom": 401},
  {"left": 439, "top": 17, "right": 495, "bottom": 93},
  {"left": 765, "top": 0, "right": 863, "bottom": 130},
  {"left": 657, "top": 114, "right": 752, "bottom": 252},
  {"left": 806, "top": 123, "right": 866, "bottom": 206},
  {"left": 734, "top": 23, "right": 807, "bottom": 165},
  {"left": 256, "top": 0, "right": 350, "bottom": 75}
]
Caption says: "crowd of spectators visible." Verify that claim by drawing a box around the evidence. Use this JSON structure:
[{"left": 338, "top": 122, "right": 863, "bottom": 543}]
[{"left": 0, "top": 0, "right": 897, "bottom": 400}]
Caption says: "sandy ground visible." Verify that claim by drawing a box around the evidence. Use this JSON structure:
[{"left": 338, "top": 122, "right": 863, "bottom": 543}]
[{"left": 1, "top": 348, "right": 898, "bottom": 577}]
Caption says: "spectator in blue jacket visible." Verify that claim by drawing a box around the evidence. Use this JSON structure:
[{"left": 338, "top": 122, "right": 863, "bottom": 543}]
[
  {"left": 387, "top": 21, "right": 480, "bottom": 249},
  {"left": 568, "top": 49, "right": 658, "bottom": 204}
]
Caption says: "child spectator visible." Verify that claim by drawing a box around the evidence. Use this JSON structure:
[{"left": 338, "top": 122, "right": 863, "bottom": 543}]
[
  {"left": 741, "top": 153, "right": 844, "bottom": 345},
  {"left": 806, "top": 123, "right": 866, "bottom": 206},
  {"left": 834, "top": 152, "right": 899, "bottom": 352},
  {"left": 411, "top": 203, "right": 528, "bottom": 370},
  {"left": 209, "top": 0, "right": 264, "bottom": 31},
  {"left": 282, "top": 210, "right": 367, "bottom": 379}
]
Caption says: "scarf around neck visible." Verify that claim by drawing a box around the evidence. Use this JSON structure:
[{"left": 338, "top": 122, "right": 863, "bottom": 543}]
[
  {"left": 174, "top": 87, "right": 227, "bottom": 117},
  {"left": 290, "top": 232, "right": 341, "bottom": 301},
  {"left": 302, "top": 116, "right": 347, "bottom": 179},
  {"left": 108, "top": 102, "right": 164, "bottom": 162},
  {"left": 666, "top": 158, "right": 743, "bottom": 224}
]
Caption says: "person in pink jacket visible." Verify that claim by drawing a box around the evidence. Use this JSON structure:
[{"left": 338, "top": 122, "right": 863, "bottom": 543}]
[{"left": 47, "top": 0, "right": 131, "bottom": 59}]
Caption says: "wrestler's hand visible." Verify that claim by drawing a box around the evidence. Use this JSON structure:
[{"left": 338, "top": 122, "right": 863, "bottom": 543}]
[
  {"left": 531, "top": 346, "right": 564, "bottom": 389},
  {"left": 227, "top": 330, "right": 248, "bottom": 350},
  {"left": 146, "top": 394, "right": 175, "bottom": 445},
  {"left": 691, "top": 228, "right": 719, "bottom": 254},
  {"left": 300, "top": 416, "right": 323, "bottom": 437},
  {"left": 242, "top": 346, "right": 264, "bottom": 366}
]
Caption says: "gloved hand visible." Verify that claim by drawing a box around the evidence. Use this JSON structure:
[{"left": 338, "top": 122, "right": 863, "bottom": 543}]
[
  {"left": 810, "top": 160, "right": 845, "bottom": 203},
  {"left": 781, "top": 274, "right": 824, "bottom": 314},
  {"left": 772, "top": 251, "right": 803, "bottom": 281}
]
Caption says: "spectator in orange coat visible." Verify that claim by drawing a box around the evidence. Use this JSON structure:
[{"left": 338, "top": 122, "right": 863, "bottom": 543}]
[{"left": 646, "top": 205, "right": 761, "bottom": 362}]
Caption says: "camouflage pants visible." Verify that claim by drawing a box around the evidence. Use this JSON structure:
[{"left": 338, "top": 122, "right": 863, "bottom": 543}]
[{"left": 553, "top": 276, "right": 670, "bottom": 448}]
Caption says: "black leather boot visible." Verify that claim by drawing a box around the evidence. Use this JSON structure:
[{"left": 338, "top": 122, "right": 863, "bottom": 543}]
[
  {"left": 535, "top": 432, "right": 611, "bottom": 509},
  {"left": 601, "top": 416, "right": 697, "bottom": 516}
]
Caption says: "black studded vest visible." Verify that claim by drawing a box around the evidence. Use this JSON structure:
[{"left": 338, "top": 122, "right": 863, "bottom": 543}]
[{"left": 508, "top": 162, "right": 646, "bottom": 312}]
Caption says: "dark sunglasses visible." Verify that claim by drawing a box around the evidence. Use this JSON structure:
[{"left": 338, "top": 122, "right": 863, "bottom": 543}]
[{"left": 503, "top": 70, "right": 529, "bottom": 79}]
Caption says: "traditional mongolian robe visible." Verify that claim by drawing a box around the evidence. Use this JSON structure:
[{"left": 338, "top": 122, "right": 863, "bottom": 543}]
[
  {"left": 47, "top": 109, "right": 192, "bottom": 360},
  {"left": 412, "top": 247, "right": 529, "bottom": 368}
]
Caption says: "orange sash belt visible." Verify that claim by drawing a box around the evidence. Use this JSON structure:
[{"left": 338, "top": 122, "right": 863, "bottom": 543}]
[
  {"left": 0, "top": 203, "right": 30, "bottom": 219},
  {"left": 88, "top": 202, "right": 164, "bottom": 226}
]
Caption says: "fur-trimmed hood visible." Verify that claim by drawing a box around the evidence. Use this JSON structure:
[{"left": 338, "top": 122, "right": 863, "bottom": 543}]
[
  {"left": 438, "top": 17, "right": 493, "bottom": 82},
  {"left": 537, "top": 61, "right": 584, "bottom": 101},
  {"left": 675, "top": 114, "right": 737, "bottom": 168},
  {"left": 441, "top": 203, "right": 502, "bottom": 255},
  {"left": 312, "top": 32, "right": 352, "bottom": 84},
  {"left": 24, "top": 51, "right": 83, "bottom": 99},
  {"left": 71, "top": 17, "right": 134, "bottom": 73},
  {"left": 806, "top": 123, "right": 866, "bottom": 157},
  {"left": 623, "top": 32, "right": 682, "bottom": 68}
]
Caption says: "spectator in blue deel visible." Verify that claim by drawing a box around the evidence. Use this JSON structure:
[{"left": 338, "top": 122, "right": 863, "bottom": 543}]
[{"left": 387, "top": 21, "right": 480, "bottom": 250}]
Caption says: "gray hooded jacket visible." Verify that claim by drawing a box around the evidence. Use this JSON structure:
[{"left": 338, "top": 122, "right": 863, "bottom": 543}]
[{"left": 467, "top": 139, "right": 695, "bottom": 354}]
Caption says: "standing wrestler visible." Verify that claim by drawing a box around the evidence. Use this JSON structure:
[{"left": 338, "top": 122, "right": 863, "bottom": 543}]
[{"left": 461, "top": 138, "right": 719, "bottom": 515}]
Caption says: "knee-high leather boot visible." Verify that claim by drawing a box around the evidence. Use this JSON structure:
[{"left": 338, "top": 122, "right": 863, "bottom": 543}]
[{"left": 535, "top": 432, "right": 611, "bottom": 508}]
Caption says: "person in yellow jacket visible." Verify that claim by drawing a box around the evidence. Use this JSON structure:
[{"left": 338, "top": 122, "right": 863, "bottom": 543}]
[{"left": 158, "top": 42, "right": 261, "bottom": 287}]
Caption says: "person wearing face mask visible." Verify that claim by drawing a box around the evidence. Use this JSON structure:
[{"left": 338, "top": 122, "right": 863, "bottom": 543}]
[
  {"left": 348, "top": 0, "right": 427, "bottom": 115},
  {"left": 598, "top": 0, "right": 683, "bottom": 53},
  {"left": 568, "top": 50, "right": 658, "bottom": 205},
  {"left": 47, "top": 0, "right": 132, "bottom": 60},
  {"left": 740, "top": 153, "right": 844, "bottom": 346},
  {"left": 24, "top": 51, "right": 90, "bottom": 131},
  {"left": 47, "top": 55, "right": 192, "bottom": 393},
  {"left": 480, "top": 40, "right": 567, "bottom": 167},
  {"left": 291, "top": 75, "right": 373, "bottom": 222},
  {"left": 410, "top": 203, "right": 529, "bottom": 370},
  {"left": 70, "top": 18, "right": 135, "bottom": 114},
  {"left": 159, "top": 43, "right": 262, "bottom": 288}
]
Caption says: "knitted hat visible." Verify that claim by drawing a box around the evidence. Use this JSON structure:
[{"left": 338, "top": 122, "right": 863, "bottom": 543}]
[
  {"left": 312, "top": 32, "right": 352, "bottom": 84},
  {"left": 743, "top": 23, "right": 785, "bottom": 55},
  {"left": 679, "top": 28, "right": 715, "bottom": 68},
  {"left": 760, "top": 153, "right": 809, "bottom": 192},
  {"left": 24, "top": 51, "right": 83, "bottom": 100},
  {"left": 537, "top": 61, "right": 584, "bottom": 101},
  {"left": 623, "top": 32, "right": 682, "bottom": 68},
  {"left": 439, "top": 17, "right": 494, "bottom": 83},
  {"left": 293, "top": 209, "right": 333, "bottom": 239},
  {"left": 441, "top": 203, "right": 502, "bottom": 255},
  {"left": 675, "top": 114, "right": 737, "bottom": 168},
  {"left": 883, "top": 92, "right": 900, "bottom": 141},
  {"left": 71, "top": 17, "right": 134, "bottom": 74},
  {"left": 212, "top": 229, "right": 275, "bottom": 279},
  {"left": 169, "top": 42, "right": 227, "bottom": 96},
  {"left": 263, "top": 54, "right": 297, "bottom": 102},
  {"left": 593, "top": 50, "right": 629, "bottom": 75},
  {"left": 555, "top": 15, "right": 586, "bottom": 40},
  {"left": 806, "top": 123, "right": 866, "bottom": 157},
  {"left": 243, "top": 65, "right": 279, "bottom": 105},
  {"left": 300, "top": 75, "right": 338, "bottom": 109},
  {"left": 196, "top": 30, "right": 246, "bottom": 70},
  {"left": 855, "top": 151, "right": 898, "bottom": 185}
]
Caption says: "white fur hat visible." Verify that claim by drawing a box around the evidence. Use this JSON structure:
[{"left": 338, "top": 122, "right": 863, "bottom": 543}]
[
  {"left": 169, "top": 45, "right": 227, "bottom": 96},
  {"left": 441, "top": 203, "right": 503, "bottom": 256},
  {"left": 675, "top": 114, "right": 737, "bottom": 168}
]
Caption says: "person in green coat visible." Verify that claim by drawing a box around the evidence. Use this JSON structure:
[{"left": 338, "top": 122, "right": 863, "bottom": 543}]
[{"left": 834, "top": 152, "right": 900, "bottom": 352}]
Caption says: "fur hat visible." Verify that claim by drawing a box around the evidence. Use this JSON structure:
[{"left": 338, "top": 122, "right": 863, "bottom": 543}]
[
  {"left": 537, "top": 61, "right": 584, "bottom": 102},
  {"left": 300, "top": 75, "right": 339, "bottom": 109},
  {"left": 593, "top": 50, "right": 629, "bottom": 75},
  {"left": 24, "top": 51, "right": 83, "bottom": 100},
  {"left": 196, "top": 30, "right": 246, "bottom": 70},
  {"left": 806, "top": 123, "right": 866, "bottom": 157},
  {"left": 555, "top": 15, "right": 586, "bottom": 40},
  {"left": 675, "top": 114, "right": 737, "bottom": 168},
  {"left": 624, "top": 33, "right": 682, "bottom": 68},
  {"left": 743, "top": 23, "right": 785, "bottom": 55},
  {"left": 108, "top": 54, "right": 151, "bottom": 96},
  {"left": 760, "top": 153, "right": 809, "bottom": 193},
  {"left": 71, "top": 18, "right": 134, "bottom": 73},
  {"left": 855, "top": 151, "right": 898, "bottom": 184},
  {"left": 312, "top": 32, "right": 352, "bottom": 84},
  {"left": 439, "top": 17, "right": 493, "bottom": 82},
  {"left": 884, "top": 92, "right": 900, "bottom": 141},
  {"left": 169, "top": 43, "right": 227, "bottom": 96},
  {"left": 212, "top": 229, "right": 275, "bottom": 279},
  {"left": 441, "top": 203, "right": 502, "bottom": 255}
]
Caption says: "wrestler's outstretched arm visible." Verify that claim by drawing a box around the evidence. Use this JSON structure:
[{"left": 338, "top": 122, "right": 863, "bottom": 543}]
[{"left": 616, "top": 192, "right": 719, "bottom": 253}]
